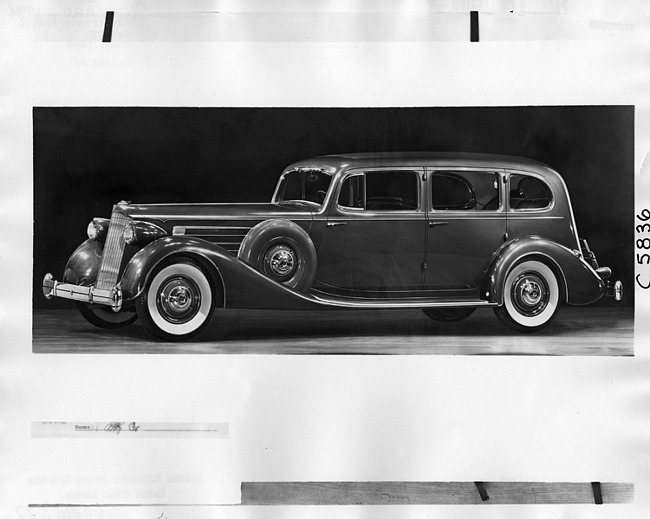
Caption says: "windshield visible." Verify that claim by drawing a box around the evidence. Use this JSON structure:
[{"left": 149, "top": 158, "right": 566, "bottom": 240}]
[{"left": 276, "top": 169, "right": 332, "bottom": 206}]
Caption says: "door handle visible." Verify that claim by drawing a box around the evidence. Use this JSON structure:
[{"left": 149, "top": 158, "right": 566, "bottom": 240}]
[
  {"left": 327, "top": 221, "right": 348, "bottom": 227},
  {"left": 428, "top": 221, "right": 448, "bottom": 227}
]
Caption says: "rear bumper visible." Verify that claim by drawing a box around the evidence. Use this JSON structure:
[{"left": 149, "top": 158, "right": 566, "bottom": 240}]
[
  {"left": 604, "top": 279, "right": 623, "bottom": 301},
  {"left": 592, "top": 264, "right": 622, "bottom": 301},
  {"left": 42, "top": 273, "right": 123, "bottom": 312},
  {"left": 581, "top": 239, "right": 622, "bottom": 302}
]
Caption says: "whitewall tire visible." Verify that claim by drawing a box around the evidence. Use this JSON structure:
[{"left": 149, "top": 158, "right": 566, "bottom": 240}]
[
  {"left": 494, "top": 260, "right": 560, "bottom": 332},
  {"left": 136, "top": 257, "right": 215, "bottom": 341}
]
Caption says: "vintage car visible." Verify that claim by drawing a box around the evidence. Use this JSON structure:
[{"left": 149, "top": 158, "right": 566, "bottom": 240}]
[{"left": 43, "top": 152, "right": 622, "bottom": 341}]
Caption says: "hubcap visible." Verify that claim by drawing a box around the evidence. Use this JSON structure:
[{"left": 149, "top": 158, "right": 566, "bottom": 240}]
[
  {"left": 265, "top": 245, "right": 297, "bottom": 278},
  {"left": 512, "top": 272, "right": 549, "bottom": 316},
  {"left": 520, "top": 280, "right": 542, "bottom": 305},
  {"left": 157, "top": 276, "right": 201, "bottom": 324}
]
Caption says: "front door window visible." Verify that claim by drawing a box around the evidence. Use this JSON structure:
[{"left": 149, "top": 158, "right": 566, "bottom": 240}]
[
  {"left": 338, "top": 170, "right": 419, "bottom": 211},
  {"left": 317, "top": 169, "right": 425, "bottom": 291}
]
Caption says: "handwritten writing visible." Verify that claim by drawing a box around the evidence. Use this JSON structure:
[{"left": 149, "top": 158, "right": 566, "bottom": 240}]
[
  {"left": 637, "top": 210, "right": 650, "bottom": 289},
  {"left": 104, "top": 422, "right": 124, "bottom": 434}
]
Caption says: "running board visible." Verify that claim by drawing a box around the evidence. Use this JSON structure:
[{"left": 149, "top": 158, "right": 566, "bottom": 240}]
[{"left": 308, "top": 296, "right": 498, "bottom": 310}]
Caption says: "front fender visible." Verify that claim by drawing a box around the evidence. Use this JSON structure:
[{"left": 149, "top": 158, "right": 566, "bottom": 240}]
[
  {"left": 483, "top": 235, "right": 605, "bottom": 306},
  {"left": 120, "top": 236, "right": 226, "bottom": 305},
  {"left": 63, "top": 239, "right": 103, "bottom": 286},
  {"left": 119, "top": 236, "right": 323, "bottom": 311}
]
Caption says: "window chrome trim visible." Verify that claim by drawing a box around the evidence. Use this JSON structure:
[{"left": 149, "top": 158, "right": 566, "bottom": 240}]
[
  {"left": 504, "top": 170, "right": 555, "bottom": 214},
  {"left": 271, "top": 167, "right": 334, "bottom": 206},
  {"left": 335, "top": 167, "right": 424, "bottom": 214},
  {"left": 426, "top": 167, "right": 505, "bottom": 214}
]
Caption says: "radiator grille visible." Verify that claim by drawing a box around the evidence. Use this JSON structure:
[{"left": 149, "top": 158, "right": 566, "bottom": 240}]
[{"left": 96, "top": 206, "right": 129, "bottom": 290}]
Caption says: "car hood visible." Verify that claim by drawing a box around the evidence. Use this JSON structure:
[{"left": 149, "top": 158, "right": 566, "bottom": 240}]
[{"left": 122, "top": 202, "right": 315, "bottom": 222}]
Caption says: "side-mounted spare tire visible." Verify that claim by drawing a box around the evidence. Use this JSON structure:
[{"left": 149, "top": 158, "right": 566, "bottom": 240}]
[{"left": 238, "top": 220, "right": 317, "bottom": 293}]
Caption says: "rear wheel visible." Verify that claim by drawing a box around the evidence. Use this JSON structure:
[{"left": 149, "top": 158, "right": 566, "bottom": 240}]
[
  {"left": 136, "top": 257, "right": 215, "bottom": 341},
  {"left": 76, "top": 302, "right": 137, "bottom": 329},
  {"left": 494, "top": 260, "right": 560, "bottom": 332},
  {"left": 422, "top": 307, "right": 475, "bottom": 322}
]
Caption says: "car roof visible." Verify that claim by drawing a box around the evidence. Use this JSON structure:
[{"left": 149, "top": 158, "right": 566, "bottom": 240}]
[{"left": 286, "top": 152, "right": 557, "bottom": 176}]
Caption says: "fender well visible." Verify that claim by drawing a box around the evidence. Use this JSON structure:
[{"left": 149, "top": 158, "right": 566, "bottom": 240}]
[
  {"left": 482, "top": 236, "right": 604, "bottom": 306},
  {"left": 512, "top": 253, "right": 567, "bottom": 304},
  {"left": 120, "top": 237, "right": 226, "bottom": 308}
]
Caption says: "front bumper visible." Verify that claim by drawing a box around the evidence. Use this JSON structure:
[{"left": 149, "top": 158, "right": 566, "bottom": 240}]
[{"left": 42, "top": 273, "right": 122, "bottom": 312}]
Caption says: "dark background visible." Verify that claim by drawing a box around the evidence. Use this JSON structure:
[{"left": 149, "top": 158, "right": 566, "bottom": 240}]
[{"left": 33, "top": 106, "right": 634, "bottom": 309}]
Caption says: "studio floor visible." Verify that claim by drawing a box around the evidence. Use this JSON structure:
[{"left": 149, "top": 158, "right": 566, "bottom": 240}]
[{"left": 32, "top": 306, "right": 634, "bottom": 355}]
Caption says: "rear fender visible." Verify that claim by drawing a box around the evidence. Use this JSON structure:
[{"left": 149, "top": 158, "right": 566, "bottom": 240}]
[
  {"left": 120, "top": 236, "right": 322, "bottom": 311},
  {"left": 482, "top": 235, "right": 605, "bottom": 306}
]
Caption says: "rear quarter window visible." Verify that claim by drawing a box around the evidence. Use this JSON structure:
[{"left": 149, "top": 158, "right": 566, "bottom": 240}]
[{"left": 509, "top": 174, "right": 553, "bottom": 210}]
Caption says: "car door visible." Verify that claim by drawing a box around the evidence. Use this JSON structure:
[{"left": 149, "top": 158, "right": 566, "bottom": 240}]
[
  {"left": 424, "top": 168, "right": 507, "bottom": 291},
  {"left": 316, "top": 168, "right": 427, "bottom": 292}
]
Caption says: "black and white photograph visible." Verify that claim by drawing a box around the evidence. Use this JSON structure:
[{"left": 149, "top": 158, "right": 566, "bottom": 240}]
[
  {"left": 2, "top": 1, "right": 650, "bottom": 517},
  {"left": 33, "top": 106, "right": 633, "bottom": 354}
]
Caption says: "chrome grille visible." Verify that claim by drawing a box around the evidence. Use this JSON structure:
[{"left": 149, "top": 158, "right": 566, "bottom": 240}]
[{"left": 96, "top": 206, "right": 128, "bottom": 290}]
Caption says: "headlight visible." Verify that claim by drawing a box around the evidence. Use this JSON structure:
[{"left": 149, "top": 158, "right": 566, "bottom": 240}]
[
  {"left": 87, "top": 218, "right": 110, "bottom": 241},
  {"left": 123, "top": 220, "right": 167, "bottom": 245},
  {"left": 123, "top": 221, "right": 136, "bottom": 244}
]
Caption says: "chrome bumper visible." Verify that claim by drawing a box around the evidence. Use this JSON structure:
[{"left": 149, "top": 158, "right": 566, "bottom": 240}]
[
  {"left": 582, "top": 239, "right": 623, "bottom": 302},
  {"left": 592, "top": 265, "right": 623, "bottom": 302},
  {"left": 604, "top": 279, "right": 623, "bottom": 302},
  {"left": 42, "top": 273, "right": 122, "bottom": 312}
]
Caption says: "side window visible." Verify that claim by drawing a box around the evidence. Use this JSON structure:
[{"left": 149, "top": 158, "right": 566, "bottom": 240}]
[
  {"left": 338, "top": 170, "right": 419, "bottom": 211},
  {"left": 431, "top": 171, "right": 500, "bottom": 211},
  {"left": 509, "top": 174, "right": 552, "bottom": 210},
  {"left": 338, "top": 174, "right": 365, "bottom": 209}
]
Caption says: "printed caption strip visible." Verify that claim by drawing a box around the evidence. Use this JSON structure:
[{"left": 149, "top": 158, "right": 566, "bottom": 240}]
[{"left": 32, "top": 422, "right": 228, "bottom": 439}]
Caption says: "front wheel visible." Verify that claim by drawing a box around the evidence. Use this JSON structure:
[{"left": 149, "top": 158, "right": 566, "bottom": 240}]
[
  {"left": 136, "top": 257, "right": 215, "bottom": 341},
  {"left": 494, "top": 260, "right": 560, "bottom": 333},
  {"left": 76, "top": 302, "right": 138, "bottom": 329}
]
